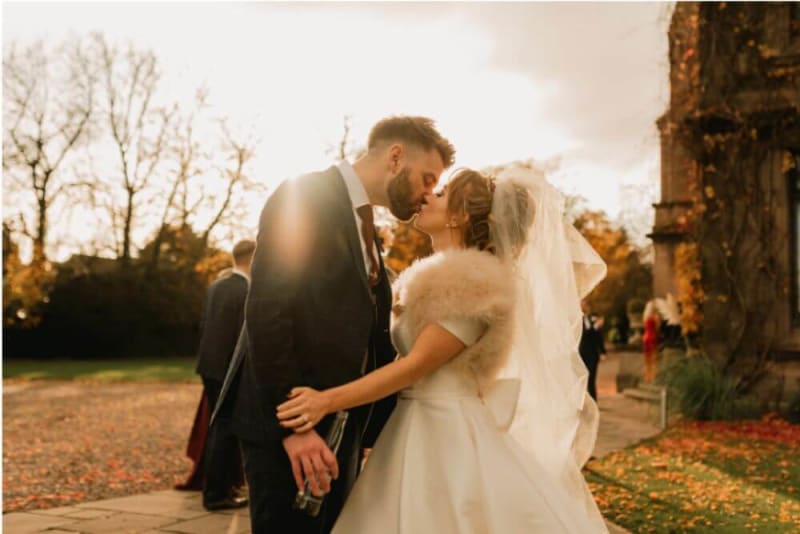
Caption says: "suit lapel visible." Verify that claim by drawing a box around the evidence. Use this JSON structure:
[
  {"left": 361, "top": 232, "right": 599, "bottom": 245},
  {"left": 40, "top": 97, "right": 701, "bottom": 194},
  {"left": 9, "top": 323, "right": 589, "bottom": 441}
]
[
  {"left": 210, "top": 323, "right": 247, "bottom": 426},
  {"left": 327, "top": 167, "right": 371, "bottom": 299}
]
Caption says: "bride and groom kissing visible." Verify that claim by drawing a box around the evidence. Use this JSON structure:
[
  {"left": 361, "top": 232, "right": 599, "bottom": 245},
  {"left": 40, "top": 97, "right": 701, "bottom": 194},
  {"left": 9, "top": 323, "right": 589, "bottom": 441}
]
[{"left": 211, "top": 116, "right": 610, "bottom": 533}]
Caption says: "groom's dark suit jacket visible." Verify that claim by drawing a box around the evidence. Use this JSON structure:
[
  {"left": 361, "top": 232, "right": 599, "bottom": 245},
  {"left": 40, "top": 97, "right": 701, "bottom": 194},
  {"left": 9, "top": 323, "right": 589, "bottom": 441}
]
[{"left": 213, "top": 166, "right": 395, "bottom": 448}]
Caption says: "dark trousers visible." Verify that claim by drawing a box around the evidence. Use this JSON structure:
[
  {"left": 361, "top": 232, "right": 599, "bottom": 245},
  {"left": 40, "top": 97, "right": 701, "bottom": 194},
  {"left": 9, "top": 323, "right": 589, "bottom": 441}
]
[
  {"left": 581, "top": 352, "right": 599, "bottom": 401},
  {"left": 239, "top": 417, "right": 362, "bottom": 534},
  {"left": 202, "top": 377, "right": 244, "bottom": 502}
]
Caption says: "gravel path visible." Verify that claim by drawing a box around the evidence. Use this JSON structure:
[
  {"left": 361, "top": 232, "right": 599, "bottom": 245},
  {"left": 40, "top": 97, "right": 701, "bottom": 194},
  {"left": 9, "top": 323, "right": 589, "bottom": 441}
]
[{"left": 3, "top": 380, "right": 202, "bottom": 512}]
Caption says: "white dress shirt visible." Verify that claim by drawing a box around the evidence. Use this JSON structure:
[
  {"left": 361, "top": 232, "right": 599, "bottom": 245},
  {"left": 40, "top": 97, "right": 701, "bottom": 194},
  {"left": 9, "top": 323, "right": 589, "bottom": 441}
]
[
  {"left": 337, "top": 160, "right": 380, "bottom": 374},
  {"left": 337, "top": 160, "right": 378, "bottom": 274}
]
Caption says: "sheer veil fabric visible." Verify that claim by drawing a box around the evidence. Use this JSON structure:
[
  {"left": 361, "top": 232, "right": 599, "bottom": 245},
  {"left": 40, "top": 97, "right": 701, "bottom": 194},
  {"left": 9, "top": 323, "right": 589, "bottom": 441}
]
[{"left": 491, "top": 164, "right": 607, "bottom": 520}]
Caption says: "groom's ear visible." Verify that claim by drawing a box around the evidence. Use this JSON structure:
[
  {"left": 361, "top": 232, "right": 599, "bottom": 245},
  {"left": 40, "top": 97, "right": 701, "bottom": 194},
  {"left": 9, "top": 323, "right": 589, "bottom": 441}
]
[{"left": 387, "top": 143, "right": 405, "bottom": 172}]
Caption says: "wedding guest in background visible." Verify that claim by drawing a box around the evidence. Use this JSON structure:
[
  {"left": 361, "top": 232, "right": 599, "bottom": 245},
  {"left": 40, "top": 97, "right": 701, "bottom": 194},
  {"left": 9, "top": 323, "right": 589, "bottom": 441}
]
[
  {"left": 176, "top": 240, "right": 255, "bottom": 511},
  {"left": 642, "top": 300, "right": 660, "bottom": 384},
  {"left": 579, "top": 299, "right": 606, "bottom": 400}
]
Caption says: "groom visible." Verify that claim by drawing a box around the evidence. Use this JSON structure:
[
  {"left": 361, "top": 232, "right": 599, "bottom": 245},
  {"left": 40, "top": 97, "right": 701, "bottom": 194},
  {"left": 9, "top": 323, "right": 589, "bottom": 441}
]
[{"left": 212, "top": 116, "right": 455, "bottom": 533}]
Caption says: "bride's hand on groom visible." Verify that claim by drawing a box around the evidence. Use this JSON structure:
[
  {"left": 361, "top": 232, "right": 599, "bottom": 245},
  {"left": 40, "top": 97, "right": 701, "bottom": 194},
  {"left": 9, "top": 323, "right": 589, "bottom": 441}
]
[{"left": 276, "top": 387, "right": 331, "bottom": 433}]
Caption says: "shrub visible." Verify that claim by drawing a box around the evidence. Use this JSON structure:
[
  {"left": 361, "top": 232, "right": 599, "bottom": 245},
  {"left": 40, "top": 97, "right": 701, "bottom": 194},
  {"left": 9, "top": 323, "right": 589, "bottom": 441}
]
[
  {"left": 660, "top": 352, "right": 760, "bottom": 420},
  {"left": 6, "top": 265, "right": 204, "bottom": 359},
  {"left": 787, "top": 392, "right": 800, "bottom": 424}
]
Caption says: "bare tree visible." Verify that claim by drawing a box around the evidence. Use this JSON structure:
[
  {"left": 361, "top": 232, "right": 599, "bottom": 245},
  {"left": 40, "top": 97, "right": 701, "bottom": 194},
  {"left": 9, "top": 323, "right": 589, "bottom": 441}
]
[
  {"left": 3, "top": 38, "right": 94, "bottom": 263},
  {"left": 147, "top": 88, "right": 209, "bottom": 270},
  {"left": 327, "top": 114, "right": 365, "bottom": 161},
  {"left": 93, "top": 34, "right": 175, "bottom": 264},
  {"left": 197, "top": 120, "right": 261, "bottom": 246},
  {"left": 146, "top": 95, "right": 263, "bottom": 268},
  {"left": 336, "top": 114, "right": 352, "bottom": 160}
]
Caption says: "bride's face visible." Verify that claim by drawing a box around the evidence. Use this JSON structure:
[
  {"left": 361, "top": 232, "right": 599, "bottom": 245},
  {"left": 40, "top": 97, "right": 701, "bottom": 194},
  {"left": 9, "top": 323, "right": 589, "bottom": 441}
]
[{"left": 413, "top": 184, "right": 450, "bottom": 234}]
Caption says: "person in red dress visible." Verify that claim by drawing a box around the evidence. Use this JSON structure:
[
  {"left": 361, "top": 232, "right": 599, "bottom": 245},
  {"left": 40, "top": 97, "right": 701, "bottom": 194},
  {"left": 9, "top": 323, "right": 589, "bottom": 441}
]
[{"left": 642, "top": 300, "right": 660, "bottom": 383}]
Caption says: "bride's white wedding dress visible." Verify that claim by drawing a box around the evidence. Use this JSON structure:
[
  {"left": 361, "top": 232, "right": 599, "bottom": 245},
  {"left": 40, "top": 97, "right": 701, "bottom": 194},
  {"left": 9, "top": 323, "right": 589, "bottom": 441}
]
[{"left": 332, "top": 247, "right": 608, "bottom": 533}]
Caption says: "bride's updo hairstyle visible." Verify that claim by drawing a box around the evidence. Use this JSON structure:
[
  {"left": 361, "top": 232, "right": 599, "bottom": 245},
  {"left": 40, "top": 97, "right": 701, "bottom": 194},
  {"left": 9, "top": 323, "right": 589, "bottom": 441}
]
[
  {"left": 445, "top": 169, "right": 494, "bottom": 252},
  {"left": 446, "top": 169, "right": 534, "bottom": 258}
]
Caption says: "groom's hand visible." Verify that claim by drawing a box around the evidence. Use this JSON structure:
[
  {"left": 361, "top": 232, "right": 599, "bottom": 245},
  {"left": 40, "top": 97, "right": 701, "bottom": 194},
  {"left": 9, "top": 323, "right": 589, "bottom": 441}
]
[{"left": 282, "top": 430, "right": 339, "bottom": 496}]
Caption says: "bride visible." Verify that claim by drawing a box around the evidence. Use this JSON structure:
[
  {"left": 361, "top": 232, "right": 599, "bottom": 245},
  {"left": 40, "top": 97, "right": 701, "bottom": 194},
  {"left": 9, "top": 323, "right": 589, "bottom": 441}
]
[{"left": 277, "top": 165, "right": 609, "bottom": 533}]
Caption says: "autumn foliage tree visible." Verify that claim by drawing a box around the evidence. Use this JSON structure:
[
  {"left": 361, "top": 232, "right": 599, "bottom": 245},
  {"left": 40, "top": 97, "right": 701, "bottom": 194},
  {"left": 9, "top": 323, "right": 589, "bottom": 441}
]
[
  {"left": 2, "top": 224, "right": 56, "bottom": 328},
  {"left": 384, "top": 222, "right": 433, "bottom": 274},
  {"left": 2, "top": 38, "right": 95, "bottom": 328},
  {"left": 573, "top": 209, "right": 653, "bottom": 326}
]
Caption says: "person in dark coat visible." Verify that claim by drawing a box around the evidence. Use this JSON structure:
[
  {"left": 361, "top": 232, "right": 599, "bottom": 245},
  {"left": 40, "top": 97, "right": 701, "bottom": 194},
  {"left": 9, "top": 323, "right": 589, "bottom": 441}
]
[
  {"left": 579, "top": 299, "right": 606, "bottom": 401},
  {"left": 181, "top": 240, "right": 256, "bottom": 510}
]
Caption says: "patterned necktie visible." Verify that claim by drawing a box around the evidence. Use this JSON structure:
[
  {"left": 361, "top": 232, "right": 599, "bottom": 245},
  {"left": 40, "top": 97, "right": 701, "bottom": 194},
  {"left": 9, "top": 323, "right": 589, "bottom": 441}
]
[{"left": 356, "top": 205, "right": 380, "bottom": 287}]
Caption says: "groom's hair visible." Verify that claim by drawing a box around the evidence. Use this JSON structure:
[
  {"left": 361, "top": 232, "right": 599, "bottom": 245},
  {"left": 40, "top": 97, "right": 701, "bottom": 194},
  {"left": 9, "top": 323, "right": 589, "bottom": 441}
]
[{"left": 367, "top": 116, "right": 456, "bottom": 167}]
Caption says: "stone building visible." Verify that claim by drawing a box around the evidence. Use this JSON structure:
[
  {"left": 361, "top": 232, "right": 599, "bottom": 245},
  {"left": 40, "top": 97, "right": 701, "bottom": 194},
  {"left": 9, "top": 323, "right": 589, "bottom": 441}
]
[{"left": 652, "top": 3, "right": 800, "bottom": 361}]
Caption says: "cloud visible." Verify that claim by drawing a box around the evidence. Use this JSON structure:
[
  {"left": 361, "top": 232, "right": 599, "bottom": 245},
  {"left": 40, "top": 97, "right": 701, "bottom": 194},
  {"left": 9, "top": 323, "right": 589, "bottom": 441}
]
[
  {"left": 469, "top": 3, "right": 671, "bottom": 167},
  {"left": 4, "top": 1, "right": 671, "bottom": 239}
]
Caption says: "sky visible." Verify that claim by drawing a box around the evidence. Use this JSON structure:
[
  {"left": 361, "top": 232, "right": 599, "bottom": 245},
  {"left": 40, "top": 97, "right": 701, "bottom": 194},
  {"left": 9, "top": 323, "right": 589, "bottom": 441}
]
[{"left": 3, "top": 1, "right": 672, "bottom": 256}]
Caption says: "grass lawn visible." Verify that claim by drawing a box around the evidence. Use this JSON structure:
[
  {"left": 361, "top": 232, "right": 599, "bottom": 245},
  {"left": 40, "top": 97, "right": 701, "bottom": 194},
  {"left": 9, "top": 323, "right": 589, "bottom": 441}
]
[
  {"left": 584, "top": 415, "right": 800, "bottom": 533},
  {"left": 3, "top": 357, "right": 199, "bottom": 382}
]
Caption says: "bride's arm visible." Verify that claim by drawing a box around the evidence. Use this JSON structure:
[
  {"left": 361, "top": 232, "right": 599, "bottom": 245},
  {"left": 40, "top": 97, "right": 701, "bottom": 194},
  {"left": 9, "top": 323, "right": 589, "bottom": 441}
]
[{"left": 276, "top": 323, "right": 465, "bottom": 432}]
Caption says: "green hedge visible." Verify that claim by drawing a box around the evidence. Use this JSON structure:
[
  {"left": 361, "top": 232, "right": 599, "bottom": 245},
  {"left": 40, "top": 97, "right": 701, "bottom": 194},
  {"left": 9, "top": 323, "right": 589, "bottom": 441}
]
[{"left": 4, "top": 265, "right": 204, "bottom": 359}]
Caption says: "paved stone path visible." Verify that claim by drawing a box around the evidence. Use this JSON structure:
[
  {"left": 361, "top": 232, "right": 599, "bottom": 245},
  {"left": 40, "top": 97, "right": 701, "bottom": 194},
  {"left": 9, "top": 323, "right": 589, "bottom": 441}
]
[
  {"left": 2, "top": 490, "right": 249, "bottom": 534},
  {"left": 4, "top": 352, "right": 654, "bottom": 533},
  {"left": 593, "top": 349, "right": 663, "bottom": 458},
  {"left": 1, "top": 487, "right": 632, "bottom": 533}
]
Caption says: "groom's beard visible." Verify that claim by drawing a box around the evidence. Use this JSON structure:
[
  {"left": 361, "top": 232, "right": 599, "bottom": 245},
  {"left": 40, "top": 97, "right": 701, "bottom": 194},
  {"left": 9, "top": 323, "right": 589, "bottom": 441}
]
[{"left": 387, "top": 167, "right": 419, "bottom": 221}]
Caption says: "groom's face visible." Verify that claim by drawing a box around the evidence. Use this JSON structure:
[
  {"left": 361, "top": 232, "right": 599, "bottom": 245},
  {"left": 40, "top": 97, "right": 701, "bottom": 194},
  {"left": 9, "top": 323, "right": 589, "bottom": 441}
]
[{"left": 386, "top": 148, "right": 445, "bottom": 221}]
